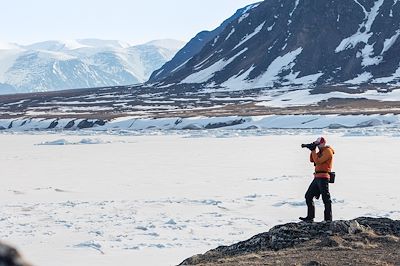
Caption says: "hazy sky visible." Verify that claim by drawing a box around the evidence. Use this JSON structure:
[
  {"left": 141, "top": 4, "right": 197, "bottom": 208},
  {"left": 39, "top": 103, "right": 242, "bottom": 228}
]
[{"left": 1, "top": 0, "right": 259, "bottom": 45}]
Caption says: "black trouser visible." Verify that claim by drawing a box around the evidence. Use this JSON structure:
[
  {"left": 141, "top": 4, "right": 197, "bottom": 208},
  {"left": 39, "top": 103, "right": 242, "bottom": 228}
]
[{"left": 305, "top": 178, "right": 332, "bottom": 221}]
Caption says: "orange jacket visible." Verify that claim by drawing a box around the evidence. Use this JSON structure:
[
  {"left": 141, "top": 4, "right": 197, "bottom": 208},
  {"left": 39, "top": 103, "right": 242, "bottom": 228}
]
[{"left": 310, "top": 146, "right": 335, "bottom": 179}]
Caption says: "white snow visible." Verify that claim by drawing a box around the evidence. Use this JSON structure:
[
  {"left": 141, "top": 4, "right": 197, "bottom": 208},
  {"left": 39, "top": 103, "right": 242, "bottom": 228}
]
[
  {"left": 238, "top": 13, "right": 249, "bottom": 23},
  {"left": 233, "top": 22, "right": 265, "bottom": 50},
  {"left": 212, "top": 36, "right": 219, "bottom": 46},
  {"left": 180, "top": 48, "right": 248, "bottom": 84},
  {"left": 257, "top": 86, "right": 400, "bottom": 107},
  {"left": 372, "top": 63, "right": 400, "bottom": 83},
  {"left": 25, "top": 40, "right": 91, "bottom": 51},
  {"left": 289, "top": 0, "right": 300, "bottom": 17},
  {"left": 253, "top": 47, "right": 303, "bottom": 87},
  {"left": 267, "top": 22, "right": 275, "bottom": 31},
  {"left": 62, "top": 40, "right": 92, "bottom": 50},
  {"left": 241, "top": 2, "right": 260, "bottom": 14},
  {"left": 0, "top": 132, "right": 399, "bottom": 266},
  {"left": 225, "top": 28, "right": 236, "bottom": 41},
  {"left": 335, "top": 0, "right": 385, "bottom": 67},
  {"left": 221, "top": 65, "right": 256, "bottom": 90},
  {"left": 0, "top": 47, "right": 24, "bottom": 81},
  {"left": 37, "top": 138, "right": 111, "bottom": 145},
  {"left": 391, "top": 0, "right": 400, "bottom": 16},
  {"left": 381, "top": 30, "right": 400, "bottom": 54},
  {"left": 284, "top": 72, "right": 324, "bottom": 85},
  {"left": 5, "top": 113, "right": 400, "bottom": 132},
  {"left": 212, "top": 49, "right": 323, "bottom": 90},
  {"left": 360, "top": 44, "right": 383, "bottom": 67},
  {"left": 344, "top": 72, "right": 373, "bottom": 84},
  {"left": 0, "top": 41, "right": 20, "bottom": 50},
  {"left": 353, "top": 0, "right": 368, "bottom": 17},
  {"left": 153, "top": 69, "right": 164, "bottom": 78},
  {"left": 0, "top": 39, "right": 184, "bottom": 92},
  {"left": 170, "top": 58, "right": 191, "bottom": 73},
  {"left": 144, "top": 39, "right": 185, "bottom": 51},
  {"left": 193, "top": 54, "right": 215, "bottom": 70}
]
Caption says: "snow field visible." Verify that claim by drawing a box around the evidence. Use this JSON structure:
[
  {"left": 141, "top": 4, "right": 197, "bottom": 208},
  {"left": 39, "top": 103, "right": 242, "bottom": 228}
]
[{"left": 0, "top": 133, "right": 399, "bottom": 266}]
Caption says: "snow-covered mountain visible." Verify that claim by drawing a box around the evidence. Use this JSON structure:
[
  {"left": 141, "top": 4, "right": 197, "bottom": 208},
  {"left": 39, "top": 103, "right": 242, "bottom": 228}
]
[
  {"left": 0, "top": 39, "right": 184, "bottom": 94},
  {"left": 148, "top": 2, "right": 261, "bottom": 83},
  {"left": 151, "top": 0, "right": 400, "bottom": 90}
]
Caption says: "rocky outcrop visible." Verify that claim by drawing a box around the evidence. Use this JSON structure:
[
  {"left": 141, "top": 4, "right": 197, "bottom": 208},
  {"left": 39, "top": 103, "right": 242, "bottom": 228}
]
[
  {"left": 180, "top": 217, "right": 400, "bottom": 266},
  {"left": 0, "top": 241, "right": 32, "bottom": 266},
  {"left": 76, "top": 119, "right": 106, "bottom": 129}
]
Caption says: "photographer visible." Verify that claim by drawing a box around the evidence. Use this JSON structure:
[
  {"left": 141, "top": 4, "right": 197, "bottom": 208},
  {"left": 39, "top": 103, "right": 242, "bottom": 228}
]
[{"left": 300, "top": 137, "right": 335, "bottom": 222}]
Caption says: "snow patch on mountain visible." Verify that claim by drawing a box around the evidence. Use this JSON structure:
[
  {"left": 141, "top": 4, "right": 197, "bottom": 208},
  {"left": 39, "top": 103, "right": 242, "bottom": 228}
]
[
  {"left": 335, "top": 0, "right": 385, "bottom": 67},
  {"left": 381, "top": 30, "right": 400, "bottom": 54},
  {"left": 345, "top": 72, "right": 373, "bottom": 84},
  {"left": 289, "top": 0, "right": 300, "bottom": 18},
  {"left": 220, "top": 48, "right": 309, "bottom": 90},
  {"left": 253, "top": 48, "right": 303, "bottom": 88},
  {"left": 233, "top": 22, "right": 265, "bottom": 50},
  {"left": 181, "top": 48, "right": 248, "bottom": 84},
  {"left": 284, "top": 72, "right": 324, "bottom": 86},
  {"left": 238, "top": 13, "right": 249, "bottom": 23},
  {"left": 226, "top": 28, "right": 236, "bottom": 41},
  {"left": 171, "top": 59, "right": 191, "bottom": 74},
  {"left": 373, "top": 64, "right": 400, "bottom": 83},
  {"left": 221, "top": 65, "right": 256, "bottom": 90}
]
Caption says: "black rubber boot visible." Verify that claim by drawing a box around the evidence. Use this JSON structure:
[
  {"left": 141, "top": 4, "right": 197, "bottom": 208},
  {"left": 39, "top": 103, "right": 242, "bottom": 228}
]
[
  {"left": 324, "top": 202, "right": 332, "bottom": 221},
  {"left": 305, "top": 197, "right": 315, "bottom": 221},
  {"left": 299, "top": 216, "right": 314, "bottom": 223}
]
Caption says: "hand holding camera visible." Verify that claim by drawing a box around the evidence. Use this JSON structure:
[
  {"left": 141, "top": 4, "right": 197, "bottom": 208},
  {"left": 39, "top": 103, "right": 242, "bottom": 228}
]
[{"left": 301, "top": 142, "right": 317, "bottom": 151}]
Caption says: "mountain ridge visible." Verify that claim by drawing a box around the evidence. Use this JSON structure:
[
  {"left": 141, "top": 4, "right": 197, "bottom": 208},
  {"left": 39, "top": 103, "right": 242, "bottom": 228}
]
[
  {"left": 148, "top": 2, "right": 262, "bottom": 84},
  {"left": 0, "top": 39, "right": 185, "bottom": 94},
  {"left": 152, "top": 0, "right": 400, "bottom": 90}
]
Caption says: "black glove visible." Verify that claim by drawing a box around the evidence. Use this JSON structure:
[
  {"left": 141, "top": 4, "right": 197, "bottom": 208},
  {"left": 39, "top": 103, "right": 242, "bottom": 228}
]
[{"left": 308, "top": 143, "right": 317, "bottom": 151}]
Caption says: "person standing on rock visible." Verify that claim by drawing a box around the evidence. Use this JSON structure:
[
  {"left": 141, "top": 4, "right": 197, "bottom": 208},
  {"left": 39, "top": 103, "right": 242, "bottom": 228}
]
[{"left": 300, "top": 137, "right": 335, "bottom": 222}]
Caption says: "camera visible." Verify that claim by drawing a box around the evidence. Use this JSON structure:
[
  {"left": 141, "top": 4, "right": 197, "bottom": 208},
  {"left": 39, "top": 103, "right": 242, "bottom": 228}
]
[{"left": 301, "top": 143, "right": 317, "bottom": 150}]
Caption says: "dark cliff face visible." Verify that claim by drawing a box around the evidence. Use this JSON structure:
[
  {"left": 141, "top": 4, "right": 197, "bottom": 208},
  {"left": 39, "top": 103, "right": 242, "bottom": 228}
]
[
  {"left": 154, "top": 0, "right": 400, "bottom": 89},
  {"left": 148, "top": 2, "right": 262, "bottom": 83}
]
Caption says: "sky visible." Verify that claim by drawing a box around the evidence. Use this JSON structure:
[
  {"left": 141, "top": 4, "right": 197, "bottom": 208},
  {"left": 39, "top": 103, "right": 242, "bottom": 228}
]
[{"left": 1, "top": 0, "right": 259, "bottom": 45}]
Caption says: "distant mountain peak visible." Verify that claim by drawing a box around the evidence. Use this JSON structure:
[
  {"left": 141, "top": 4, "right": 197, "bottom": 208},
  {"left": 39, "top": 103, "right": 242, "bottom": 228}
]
[
  {"left": 0, "top": 39, "right": 185, "bottom": 94},
  {"left": 0, "top": 41, "right": 21, "bottom": 50},
  {"left": 143, "top": 39, "right": 186, "bottom": 50}
]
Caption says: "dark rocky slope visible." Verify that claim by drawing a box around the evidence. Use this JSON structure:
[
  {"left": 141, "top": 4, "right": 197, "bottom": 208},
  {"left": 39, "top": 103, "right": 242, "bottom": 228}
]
[
  {"left": 180, "top": 217, "right": 400, "bottom": 266},
  {"left": 148, "top": 3, "right": 261, "bottom": 83},
  {"left": 155, "top": 0, "right": 400, "bottom": 88}
]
